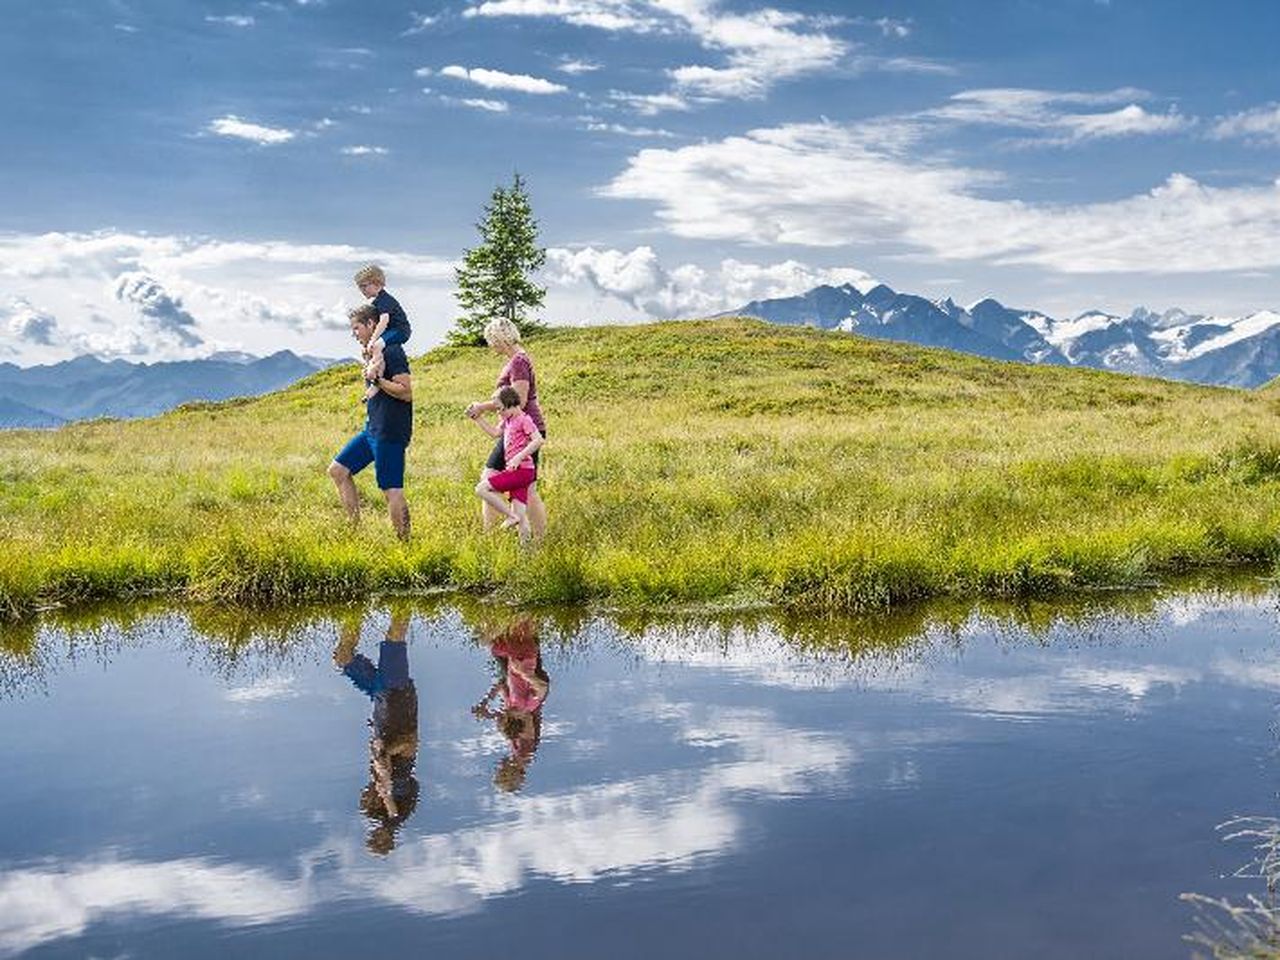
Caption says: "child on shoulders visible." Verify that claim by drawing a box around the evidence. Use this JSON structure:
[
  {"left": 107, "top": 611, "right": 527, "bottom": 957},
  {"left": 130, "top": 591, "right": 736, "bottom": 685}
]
[{"left": 354, "top": 263, "right": 411, "bottom": 401}]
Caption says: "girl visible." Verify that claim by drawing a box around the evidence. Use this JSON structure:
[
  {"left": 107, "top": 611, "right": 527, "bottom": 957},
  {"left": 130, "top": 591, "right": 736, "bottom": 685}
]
[{"left": 469, "top": 385, "right": 544, "bottom": 543}]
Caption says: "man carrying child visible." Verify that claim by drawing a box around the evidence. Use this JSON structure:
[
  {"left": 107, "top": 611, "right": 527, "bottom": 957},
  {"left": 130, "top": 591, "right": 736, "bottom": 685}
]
[{"left": 328, "top": 300, "right": 414, "bottom": 539}]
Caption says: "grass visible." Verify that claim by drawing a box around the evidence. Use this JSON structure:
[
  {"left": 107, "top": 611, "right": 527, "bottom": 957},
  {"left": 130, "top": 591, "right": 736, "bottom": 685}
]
[{"left": 3, "top": 317, "right": 1280, "bottom": 619}]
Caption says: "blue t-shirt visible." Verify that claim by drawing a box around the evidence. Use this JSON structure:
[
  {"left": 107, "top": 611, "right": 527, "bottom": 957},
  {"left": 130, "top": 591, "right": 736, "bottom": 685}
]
[
  {"left": 373, "top": 290, "right": 411, "bottom": 345},
  {"left": 367, "top": 343, "right": 413, "bottom": 444}
]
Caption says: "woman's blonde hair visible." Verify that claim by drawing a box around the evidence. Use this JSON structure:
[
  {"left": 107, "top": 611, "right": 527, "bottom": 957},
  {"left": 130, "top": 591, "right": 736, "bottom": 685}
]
[{"left": 483, "top": 317, "right": 522, "bottom": 349}]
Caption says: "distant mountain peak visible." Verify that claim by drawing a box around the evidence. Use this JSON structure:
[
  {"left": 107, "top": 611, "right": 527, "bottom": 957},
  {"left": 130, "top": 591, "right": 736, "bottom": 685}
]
[{"left": 724, "top": 282, "right": 1280, "bottom": 388}]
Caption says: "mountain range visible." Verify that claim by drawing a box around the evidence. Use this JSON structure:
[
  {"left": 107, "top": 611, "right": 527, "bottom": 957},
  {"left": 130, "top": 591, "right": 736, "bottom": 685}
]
[
  {"left": 0, "top": 351, "right": 339, "bottom": 428},
  {"left": 727, "top": 282, "right": 1280, "bottom": 388}
]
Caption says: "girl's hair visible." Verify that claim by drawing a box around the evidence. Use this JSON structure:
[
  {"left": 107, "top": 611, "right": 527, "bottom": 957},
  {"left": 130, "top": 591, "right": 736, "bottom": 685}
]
[
  {"left": 483, "top": 317, "right": 522, "bottom": 349},
  {"left": 497, "top": 385, "right": 521, "bottom": 409}
]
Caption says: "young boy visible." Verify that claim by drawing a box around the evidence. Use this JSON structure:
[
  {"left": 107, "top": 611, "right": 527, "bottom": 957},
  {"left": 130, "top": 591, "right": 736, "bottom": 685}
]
[
  {"left": 354, "top": 263, "right": 411, "bottom": 401},
  {"left": 470, "top": 386, "right": 544, "bottom": 542}
]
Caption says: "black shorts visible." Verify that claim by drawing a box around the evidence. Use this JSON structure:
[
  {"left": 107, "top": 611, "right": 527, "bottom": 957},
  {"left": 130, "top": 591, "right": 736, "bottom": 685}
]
[{"left": 485, "top": 428, "right": 544, "bottom": 472}]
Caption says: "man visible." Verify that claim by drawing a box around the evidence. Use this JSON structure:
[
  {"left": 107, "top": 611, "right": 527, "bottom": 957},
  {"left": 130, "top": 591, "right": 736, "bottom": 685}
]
[{"left": 328, "top": 305, "right": 413, "bottom": 539}]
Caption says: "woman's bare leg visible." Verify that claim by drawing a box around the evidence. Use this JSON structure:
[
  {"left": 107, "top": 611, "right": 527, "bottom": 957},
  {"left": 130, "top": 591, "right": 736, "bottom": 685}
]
[
  {"left": 527, "top": 484, "right": 547, "bottom": 539},
  {"left": 479, "top": 468, "right": 506, "bottom": 530}
]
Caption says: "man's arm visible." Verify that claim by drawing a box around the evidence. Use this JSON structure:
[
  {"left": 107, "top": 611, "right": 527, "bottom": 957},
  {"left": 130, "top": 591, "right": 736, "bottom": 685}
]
[{"left": 378, "top": 372, "right": 412, "bottom": 402}]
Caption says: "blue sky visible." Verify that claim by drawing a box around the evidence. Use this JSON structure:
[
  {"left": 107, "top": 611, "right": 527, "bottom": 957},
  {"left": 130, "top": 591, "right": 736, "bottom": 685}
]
[{"left": 4, "top": 0, "right": 1280, "bottom": 363}]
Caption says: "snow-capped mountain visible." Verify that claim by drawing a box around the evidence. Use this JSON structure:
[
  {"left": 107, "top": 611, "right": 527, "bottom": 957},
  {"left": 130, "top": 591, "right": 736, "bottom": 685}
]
[{"left": 725, "top": 283, "right": 1280, "bottom": 388}]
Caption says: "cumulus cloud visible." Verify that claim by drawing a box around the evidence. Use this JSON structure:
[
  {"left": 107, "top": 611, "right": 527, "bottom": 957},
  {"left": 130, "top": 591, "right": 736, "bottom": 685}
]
[
  {"left": 113, "top": 273, "right": 203, "bottom": 346},
  {"left": 0, "top": 231, "right": 458, "bottom": 363},
  {"left": 462, "top": 0, "right": 851, "bottom": 107},
  {"left": 205, "top": 14, "right": 255, "bottom": 26},
  {"left": 4, "top": 297, "right": 59, "bottom": 345},
  {"left": 206, "top": 115, "right": 296, "bottom": 145},
  {"left": 340, "top": 145, "right": 389, "bottom": 156},
  {"left": 437, "top": 64, "right": 568, "bottom": 94},
  {"left": 601, "top": 120, "right": 1280, "bottom": 274},
  {"left": 545, "top": 245, "right": 877, "bottom": 317}
]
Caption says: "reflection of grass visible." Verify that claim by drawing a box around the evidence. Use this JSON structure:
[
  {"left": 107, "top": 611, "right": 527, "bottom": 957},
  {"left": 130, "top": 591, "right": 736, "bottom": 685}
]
[
  {"left": 4, "top": 319, "right": 1280, "bottom": 618},
  {"left": 1184, "top": 818, "right": 1280, "bottom": 959}
]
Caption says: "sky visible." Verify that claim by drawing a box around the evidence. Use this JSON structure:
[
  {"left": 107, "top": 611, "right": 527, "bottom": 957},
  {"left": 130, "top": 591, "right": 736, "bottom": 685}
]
[{"left": 3, "top": 0, "right": 1280, "bottom": 364}]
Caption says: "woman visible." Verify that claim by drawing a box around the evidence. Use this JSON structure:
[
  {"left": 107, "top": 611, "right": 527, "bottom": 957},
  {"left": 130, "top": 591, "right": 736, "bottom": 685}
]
[{"left": 464, "top": 317, "right": 548, "bottom": 537}]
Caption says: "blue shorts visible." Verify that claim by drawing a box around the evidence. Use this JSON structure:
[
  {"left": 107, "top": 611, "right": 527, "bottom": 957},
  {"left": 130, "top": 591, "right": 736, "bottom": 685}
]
[
  {"left": 380, "top": 326, "right": 409, "bottom": 347},
  {"left": 335, "top": 430, "right": 406, "bottom": 491}
]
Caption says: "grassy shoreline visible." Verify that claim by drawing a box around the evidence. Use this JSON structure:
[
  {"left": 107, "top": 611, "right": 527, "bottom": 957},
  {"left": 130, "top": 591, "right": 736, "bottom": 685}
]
[{"left": 3, "top": 319, "right": 1280, "bottom": 621}]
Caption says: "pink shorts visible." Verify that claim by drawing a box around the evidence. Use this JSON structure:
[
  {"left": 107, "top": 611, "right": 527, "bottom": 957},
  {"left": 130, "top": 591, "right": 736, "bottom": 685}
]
[{"left": 486, "top": 465, "right": 536, "bottom": 504}]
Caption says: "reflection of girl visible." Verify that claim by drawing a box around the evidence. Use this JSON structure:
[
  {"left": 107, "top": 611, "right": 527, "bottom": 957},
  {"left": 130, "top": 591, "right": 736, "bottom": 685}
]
[
  {"left": 472, "top": 616, "right": 550, "bottom": 793},
  {"left": 334, "top": 613, "right": 420, "bottom": 855}
]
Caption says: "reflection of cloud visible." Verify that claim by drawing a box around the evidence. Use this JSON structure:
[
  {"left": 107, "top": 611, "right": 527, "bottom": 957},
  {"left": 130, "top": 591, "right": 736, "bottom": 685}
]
[
  {"left": 0, "top": 702, "right": 848, "bottom": 954},
  {"left": 225, "top": 675, "right": 298, "bottom": 702},
  {"left": 0, "top": 858, "right": 312, "bottom": 956}
]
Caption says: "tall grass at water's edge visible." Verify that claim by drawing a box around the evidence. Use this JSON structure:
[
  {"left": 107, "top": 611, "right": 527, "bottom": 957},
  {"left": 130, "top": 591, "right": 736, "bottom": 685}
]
[{"left": 4, "top": 318, "right": 1280, "bottom": 620}]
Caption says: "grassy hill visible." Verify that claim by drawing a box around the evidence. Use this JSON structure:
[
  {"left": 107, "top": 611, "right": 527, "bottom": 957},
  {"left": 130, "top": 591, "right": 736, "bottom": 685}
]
[{"left": 3, "top": 318, "right": 1280, "bottom": 620}]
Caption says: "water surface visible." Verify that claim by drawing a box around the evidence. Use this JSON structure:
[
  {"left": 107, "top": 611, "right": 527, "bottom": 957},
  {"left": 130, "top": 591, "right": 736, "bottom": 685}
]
[{"left": 2, "top": 588, "right": 1279, "bottom": 958}]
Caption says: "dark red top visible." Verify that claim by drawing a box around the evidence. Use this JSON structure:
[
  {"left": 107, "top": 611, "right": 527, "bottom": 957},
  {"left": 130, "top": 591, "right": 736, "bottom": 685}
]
[{"left": 497, "top": 351, "right": 545, "bottom": 432}]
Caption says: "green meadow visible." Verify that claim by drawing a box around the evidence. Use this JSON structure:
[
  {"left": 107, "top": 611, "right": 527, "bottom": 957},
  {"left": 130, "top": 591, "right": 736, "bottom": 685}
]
[{"left": 3, "top": 318, "right": 1280, "bottom": 620}]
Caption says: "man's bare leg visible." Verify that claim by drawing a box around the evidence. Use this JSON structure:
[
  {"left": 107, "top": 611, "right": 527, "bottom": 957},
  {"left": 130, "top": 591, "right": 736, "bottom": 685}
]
[
  {"left": 385, "top": 488, "right": 410, "bottom": 541},
  {"left": 328, "top": 461, "right": 360, "bottom": 522}
]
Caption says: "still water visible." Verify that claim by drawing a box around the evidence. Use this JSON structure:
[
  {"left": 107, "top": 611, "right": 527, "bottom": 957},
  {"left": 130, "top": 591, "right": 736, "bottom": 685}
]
[{"left": 2, "top": 587, "right": 1280, "bottom": 958}]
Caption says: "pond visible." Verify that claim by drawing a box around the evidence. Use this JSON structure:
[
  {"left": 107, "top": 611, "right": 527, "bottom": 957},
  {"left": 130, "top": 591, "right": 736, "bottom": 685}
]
[{"left": 2, "top": 583, "right": 1280, "bottom": 958}]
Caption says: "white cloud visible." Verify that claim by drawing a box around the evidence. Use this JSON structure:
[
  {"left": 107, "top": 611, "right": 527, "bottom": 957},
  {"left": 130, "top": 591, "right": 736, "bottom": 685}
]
[
  {"left": 607, "top": 89, "right": 691, "bottom": 114},
  {"left": 601, "top": 119, "right": 1280, "bottom": 274},
  {"left": 454, "top": 97, "right": 510, "bottom": 112},
  {"left": 4, "top": 297, "right": 58, "bottom": 345},
  {"left": 206, "top": 115, "right": 296, "bottom": 145},
  {"left": 464, "top": 0, "right": 668, "bottom": 33},
  {"left": 925, "top": 87, "right": 1193, "bottom": 145},
  {"left": 545, "top": 245, "right": 877, "bottom": 317},
  {"left": 557, "top": 56, "right": 602, "bottom": 74},
  {"left": 340, "top": 145, "right": 390, "bottom": 156},
  {"left": 1210, "top": 103, "right": 1280, "bottom": 144},
  {"left": 463, "top": 0, "right": 850, "bottom": 107},
  {"left": 873, "top": 16, "right": 910, "bottom": 37},
  {"left": 438, "top": 64, "right": 568, "bottom": 94},
  {"left": 0, "top": 231, "right": 457, "bottom": 363},
  {"left": 402, "top": 11, "right": 438, "bottom": 35},
  {"left": 582, "top": 120, "right": 676, "bottom": 138},
  {"left": 205, "top": 14, "right": 255, "bottom": 26}
]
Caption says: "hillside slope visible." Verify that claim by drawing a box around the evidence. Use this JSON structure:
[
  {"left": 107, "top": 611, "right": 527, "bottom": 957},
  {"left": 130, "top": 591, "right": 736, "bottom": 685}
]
[{"left": 2, "top": 319, "right": 1280, "bottom": 618}]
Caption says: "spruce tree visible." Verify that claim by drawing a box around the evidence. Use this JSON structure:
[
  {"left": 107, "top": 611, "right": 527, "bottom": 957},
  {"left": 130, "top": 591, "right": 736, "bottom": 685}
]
[{"left": 449, "top": 173, "right": 547, "bottom": 346}]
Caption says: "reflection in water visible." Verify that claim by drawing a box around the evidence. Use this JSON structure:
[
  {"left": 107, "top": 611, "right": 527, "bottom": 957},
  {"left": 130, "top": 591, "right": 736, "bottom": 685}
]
[
  {"left": 333, "top": 612, "right": 420, "bottom": 855},
  {"left": 472, "top": 614, "right": 550, "bottom": 793}
]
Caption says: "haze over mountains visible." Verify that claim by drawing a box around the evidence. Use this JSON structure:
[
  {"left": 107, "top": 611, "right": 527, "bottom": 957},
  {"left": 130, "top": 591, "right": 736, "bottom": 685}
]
[
  {"left": 728, "top": 282, "right": 1280, "bottom": 388},
  {"left": 0, "top": 351, "right": 338, "bottom": 428}
]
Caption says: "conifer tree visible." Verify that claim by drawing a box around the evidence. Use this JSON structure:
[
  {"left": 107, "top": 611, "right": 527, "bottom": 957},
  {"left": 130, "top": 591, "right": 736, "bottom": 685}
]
[{"left": 449, "top": 173, "right": 547, "bottom": 345}]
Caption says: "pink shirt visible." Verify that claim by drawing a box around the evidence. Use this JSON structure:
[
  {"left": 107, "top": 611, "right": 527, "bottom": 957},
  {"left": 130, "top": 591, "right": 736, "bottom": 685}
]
[{"left": 502, "top": 411, "right": 539, "bottom": 465}]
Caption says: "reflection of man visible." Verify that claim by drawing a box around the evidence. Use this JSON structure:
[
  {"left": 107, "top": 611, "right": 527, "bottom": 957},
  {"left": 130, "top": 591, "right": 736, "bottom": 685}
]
[
  {"left": 471, "top": 615, "right": 550, "bottom": 793},
  {"left": 327, "top": 306, "right": 413, "bottom": 540},
  {"left": 333, "top": 612, "right": 419, "bottom": 855}
]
